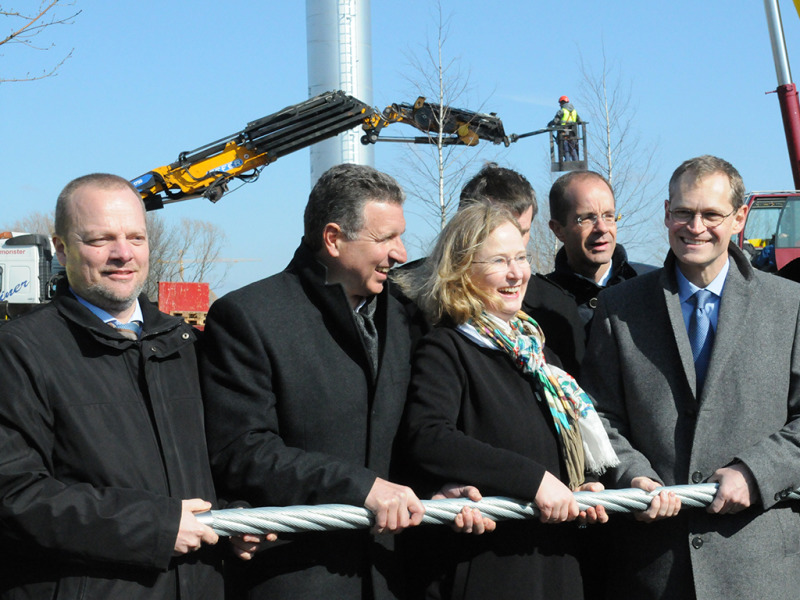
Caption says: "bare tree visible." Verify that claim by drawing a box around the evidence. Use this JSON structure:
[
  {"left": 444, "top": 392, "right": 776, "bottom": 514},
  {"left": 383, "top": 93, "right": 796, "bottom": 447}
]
[
  {"left": 1, "top": 0, "right": 80, "bottom": 83},
  {"left": 393, "top": 1, "right": 493, "bottom": 242},
  {"left": 577, "top": 46, "right": 666, "bottom": 259},
  {"left": 3, "top": 210, "right": 55, "bottom": 235},
  {"left": 143, "top": 214, "right": 229, "bottom": 299},
  {"left": 528, "top": 212, "right": 559, "bottom": 274}
]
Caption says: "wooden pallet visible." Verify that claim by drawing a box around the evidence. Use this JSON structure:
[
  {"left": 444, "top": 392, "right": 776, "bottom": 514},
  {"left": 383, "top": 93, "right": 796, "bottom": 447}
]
[{"left": 171, "top": 311, "right": 207, "bottom": 329}]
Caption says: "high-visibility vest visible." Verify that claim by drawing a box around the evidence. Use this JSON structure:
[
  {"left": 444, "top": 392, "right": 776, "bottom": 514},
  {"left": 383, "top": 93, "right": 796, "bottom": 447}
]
[{"left": 560, "top": 108, "right": 578, "bottom": 125}]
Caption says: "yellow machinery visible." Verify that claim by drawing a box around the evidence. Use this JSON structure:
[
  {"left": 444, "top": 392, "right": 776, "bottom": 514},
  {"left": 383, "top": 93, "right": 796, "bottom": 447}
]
[{"left": 131, "top": 91, "right": 509, "bottom": 211}]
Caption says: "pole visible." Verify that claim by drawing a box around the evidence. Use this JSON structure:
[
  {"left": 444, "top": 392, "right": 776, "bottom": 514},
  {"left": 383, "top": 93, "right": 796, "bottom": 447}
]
[{"left": 765, "top": 0, "right": 800, "bottom": 188}]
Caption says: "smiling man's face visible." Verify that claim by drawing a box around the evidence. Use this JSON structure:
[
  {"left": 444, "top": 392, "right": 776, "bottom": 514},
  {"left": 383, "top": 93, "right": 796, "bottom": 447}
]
[
  {"left": 323, "top": 200, "right": 407, "bottom": 307},
  {"left": 665, "top": 171, "right": 747, "bottom": 287},
  {"left": 54, "top": 184, "right": 149, "bottom": 320}
]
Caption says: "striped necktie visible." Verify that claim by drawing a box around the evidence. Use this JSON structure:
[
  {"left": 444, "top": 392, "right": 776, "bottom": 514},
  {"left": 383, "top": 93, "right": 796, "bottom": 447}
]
[{"left": 111, "top": 320, "right": 142, "bottom": 340}]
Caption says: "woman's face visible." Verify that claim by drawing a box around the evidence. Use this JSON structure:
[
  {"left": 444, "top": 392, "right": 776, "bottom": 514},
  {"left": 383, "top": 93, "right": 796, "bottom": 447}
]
[{"left": 469, "top": 221, "right": 531, "bottom": 322}]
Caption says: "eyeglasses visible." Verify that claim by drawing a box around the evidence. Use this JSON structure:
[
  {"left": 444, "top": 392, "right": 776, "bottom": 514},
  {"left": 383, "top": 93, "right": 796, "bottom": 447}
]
[
  {"left": 575, "top": 213, "right": 617, "bottom": 228},
  {"left": 473, "top": 253, "right": 531, "bottom": 272},
  {"left": 667, "top": 207, "right": 737, "bottom": 227}
]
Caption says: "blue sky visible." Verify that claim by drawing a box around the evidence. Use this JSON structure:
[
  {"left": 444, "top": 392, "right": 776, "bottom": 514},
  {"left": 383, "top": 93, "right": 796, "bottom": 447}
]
[{"left": 4, "top": 1, "right": 800, "bottom": 295}]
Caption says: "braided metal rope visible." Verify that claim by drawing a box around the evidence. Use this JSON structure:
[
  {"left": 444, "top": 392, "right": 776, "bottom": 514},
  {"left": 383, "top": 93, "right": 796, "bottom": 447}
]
[{"left": 196, "top": 483, "right": 800, "bottom": 536}]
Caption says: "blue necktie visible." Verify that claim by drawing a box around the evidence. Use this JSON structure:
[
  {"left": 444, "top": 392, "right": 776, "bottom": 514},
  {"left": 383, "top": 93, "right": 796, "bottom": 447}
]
[
  {"left": 111, "top": 320, "right": 142, "bottom": 340},
  {"left": 688, "top": 289, "right": 714, "bottom": 392}
]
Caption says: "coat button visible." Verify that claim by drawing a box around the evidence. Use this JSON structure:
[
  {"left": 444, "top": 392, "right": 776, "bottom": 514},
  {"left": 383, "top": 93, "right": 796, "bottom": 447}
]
[
  {"left": 691, "top": 537, "right": 703, "bottom": 549},
  {"left": 150, "top": 346, "right": 158, "bottom": 353},
  {"left": 589, "top": 297, "right": 598, "bottom": 309},
  {"left": 691, "top": 471, "right": 703, "bottom": 483}
]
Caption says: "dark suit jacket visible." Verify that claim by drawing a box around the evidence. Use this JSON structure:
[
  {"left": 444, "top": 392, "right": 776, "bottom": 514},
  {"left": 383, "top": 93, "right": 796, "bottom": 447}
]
[
  {"left": 201, "top": 243, "right": 413, "bottom": 600},
  {"left": 582, "top": 244, "right": 800, "bottom": 600}
]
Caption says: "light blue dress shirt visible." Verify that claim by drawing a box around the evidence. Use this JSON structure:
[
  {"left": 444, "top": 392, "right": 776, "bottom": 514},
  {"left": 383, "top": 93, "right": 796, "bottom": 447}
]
[
  {"left": 71, "top": 287, "right": 143, "bottom": 326},
  {"left": 675, "top": 259, "right": 730, "bottom": 334}
]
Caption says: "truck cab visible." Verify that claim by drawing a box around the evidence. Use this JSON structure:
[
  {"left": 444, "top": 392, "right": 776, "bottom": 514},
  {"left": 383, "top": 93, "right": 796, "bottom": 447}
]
[
  {"left": 737, "top": 191, "right": 800, "bottom": 280},
  {"left": 0, "top": 232, "right": 61, "bottom": 319}
]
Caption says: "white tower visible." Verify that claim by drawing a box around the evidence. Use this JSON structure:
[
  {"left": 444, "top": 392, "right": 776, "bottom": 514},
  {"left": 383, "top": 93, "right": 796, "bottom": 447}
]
[{"left": 306, "top": 0, "right": 374, "bottom": 184}]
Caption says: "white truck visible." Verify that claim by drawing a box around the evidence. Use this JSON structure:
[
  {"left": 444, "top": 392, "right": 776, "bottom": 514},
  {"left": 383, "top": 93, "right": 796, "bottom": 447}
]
[{"left": 0, "top": 231, "right": 61, "bottom": 320}]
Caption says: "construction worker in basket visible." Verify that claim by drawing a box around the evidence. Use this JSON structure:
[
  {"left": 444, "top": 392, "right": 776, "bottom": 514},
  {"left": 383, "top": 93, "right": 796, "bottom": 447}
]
[{"left": 549, "top": 95, "right": 581, "bottom": 162}]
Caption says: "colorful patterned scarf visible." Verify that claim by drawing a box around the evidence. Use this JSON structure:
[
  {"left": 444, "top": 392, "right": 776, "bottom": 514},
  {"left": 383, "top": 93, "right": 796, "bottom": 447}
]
[{"left": 465, "top": 311, "right": 619, "bottom": 489}]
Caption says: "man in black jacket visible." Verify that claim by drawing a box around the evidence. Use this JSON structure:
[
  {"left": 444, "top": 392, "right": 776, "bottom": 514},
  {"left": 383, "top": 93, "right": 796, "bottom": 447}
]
[
  {"left": 0, "top": 174, "right": 223, "bottom": 599},
  {"left": 547, "top": 171, "right": 651, "bottom": 349},
  {"left": 201, "top": 164, "right": 426, "bottom": 600}
]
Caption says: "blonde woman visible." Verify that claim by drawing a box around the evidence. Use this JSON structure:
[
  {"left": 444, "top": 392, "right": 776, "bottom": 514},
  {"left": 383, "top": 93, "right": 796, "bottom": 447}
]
[{"left": 397, "top": 201, "right": 617, "bottom": 600}]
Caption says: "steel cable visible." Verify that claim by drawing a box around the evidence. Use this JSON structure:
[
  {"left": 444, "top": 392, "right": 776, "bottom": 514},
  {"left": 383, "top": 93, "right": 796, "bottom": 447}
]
[{"left": 197, "top": 483, "right": 800, "bottom": 535}]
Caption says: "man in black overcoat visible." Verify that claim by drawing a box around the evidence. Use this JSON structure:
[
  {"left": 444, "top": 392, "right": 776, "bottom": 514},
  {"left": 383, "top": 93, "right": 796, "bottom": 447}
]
[{"left": 201, "top": 164, "right": 427, "bottom": 599}]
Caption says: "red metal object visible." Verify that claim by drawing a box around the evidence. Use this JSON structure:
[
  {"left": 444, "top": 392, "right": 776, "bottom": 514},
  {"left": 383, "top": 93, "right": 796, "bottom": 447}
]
[
  {"left": 776, "top": 83, "right": 800, "bottom": 189},
  {"left": 158, "top": 282, "right": 209, "bottom": 329}
]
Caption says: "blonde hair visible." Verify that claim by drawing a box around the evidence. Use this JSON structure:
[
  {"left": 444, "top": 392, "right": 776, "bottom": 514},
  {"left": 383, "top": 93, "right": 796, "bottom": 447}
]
[{"left": 395, "top": 201, "right": 521, "bottom": 325}]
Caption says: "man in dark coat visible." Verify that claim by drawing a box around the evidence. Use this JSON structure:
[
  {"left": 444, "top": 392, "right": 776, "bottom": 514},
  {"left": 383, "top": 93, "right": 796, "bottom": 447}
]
[
  {"left": 546, "top": 170, "right": 651, "bottom": 371},
  {"left": 582, "top": 155, "right": 800, "bottom": 599},
  {"left": 0, "top": 174, "right": 223, "bottom": 599},
  {"left": 201, "top": 163, "right": 426, "bottom": 600}
]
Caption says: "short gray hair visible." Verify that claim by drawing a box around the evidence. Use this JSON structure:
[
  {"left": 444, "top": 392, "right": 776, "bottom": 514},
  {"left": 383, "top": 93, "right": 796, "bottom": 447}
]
[
  {"left": 668, "top": 155, "right": 745, "bottom": 209},
  {"left": 303, "top": 163, "right": 405, "bottom": 251},
  {"left": 55, "top": 173, "right": 144, "bottom": 238},
  {"left": 549, "top": 171, "right": 614, "bottom": 225}
]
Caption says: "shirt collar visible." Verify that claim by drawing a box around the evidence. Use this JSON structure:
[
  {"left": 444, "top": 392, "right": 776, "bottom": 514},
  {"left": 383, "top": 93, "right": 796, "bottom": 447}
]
[
  {"left": 70, "top": 287, "right": 143, "bottom": 325},
  {"left": 676, "top": 259, "right": 730, "bottom": 302},
  {"left": 597, "top": 259, "right": 613, "bottom": 286}
]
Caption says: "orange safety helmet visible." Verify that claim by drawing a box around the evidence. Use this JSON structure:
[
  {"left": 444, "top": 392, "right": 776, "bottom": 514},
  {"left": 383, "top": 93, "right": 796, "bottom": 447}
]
[{"left": 559, "top": 95, "right": 569, "bottom": 103}]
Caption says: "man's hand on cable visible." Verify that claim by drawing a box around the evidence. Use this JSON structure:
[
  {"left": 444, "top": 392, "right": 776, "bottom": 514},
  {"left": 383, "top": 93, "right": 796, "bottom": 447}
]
[
  {"left": 631, "top": 476, "right": 681, "bottom": 522},
  {"left": 364, "top": 477, "right": 425, "bottom": 534},
  {"left": 574, "top": 481, "right": 609, "bottom": 525},
  {"left": 432, "top": 483, "right": 497, "bottom": 535},
  {"left": 707, "top": 462, "right": 756, "bottom": 515},
  {"left": 173, "top": 499, "right": 219, "bottom": 555}
]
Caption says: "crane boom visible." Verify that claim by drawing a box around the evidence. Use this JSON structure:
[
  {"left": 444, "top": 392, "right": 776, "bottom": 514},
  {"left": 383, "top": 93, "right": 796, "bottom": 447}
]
[{"left": 131, "top": 91, "right": 376, "bottom": 210}]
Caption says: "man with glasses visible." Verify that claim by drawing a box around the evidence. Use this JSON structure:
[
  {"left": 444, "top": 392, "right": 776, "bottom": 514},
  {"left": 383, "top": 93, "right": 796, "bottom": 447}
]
[
  {"left": 582, "top": 155, "right": 800, "bottom": 599},
  {"left": 546, "top": 171, "right": 651, "bottom": 372}
]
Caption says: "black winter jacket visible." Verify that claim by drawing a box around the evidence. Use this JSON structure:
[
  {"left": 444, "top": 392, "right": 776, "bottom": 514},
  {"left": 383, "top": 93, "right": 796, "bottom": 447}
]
[{"left": 0, "top": 284, "right": 222, "bottom": 600}]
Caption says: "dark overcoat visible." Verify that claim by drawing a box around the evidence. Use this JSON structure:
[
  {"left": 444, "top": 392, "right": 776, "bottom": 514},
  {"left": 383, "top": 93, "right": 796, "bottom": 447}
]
[
  {"left": 582, "top": 244, "right": 800, "bottom": 600},
  {"left": 0, "top": 285, "right": 222, "bottom": 599},
  {"left": 400, "top": 326, "right": 584, "bottom": 600},
  {"left": 201, "top": 243, "right": 413, "bottom": 600}
]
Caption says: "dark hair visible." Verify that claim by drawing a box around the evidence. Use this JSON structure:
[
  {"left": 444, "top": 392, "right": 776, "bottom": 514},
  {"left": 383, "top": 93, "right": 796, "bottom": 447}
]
[
  {"left": 303, "top": 163, "right": 405, "bottom": 251},
  {"left": 548, "top": 171, "right": 614, "bottom": 225},
  {"left": 55, "top": 173, "right": 143, "bottom": 237},
  {"left": 459, "top": 162, "right": 537, "bottom": 219},
  {"left": 668, "top": 155, "right": 745, "bottom": 209}
]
